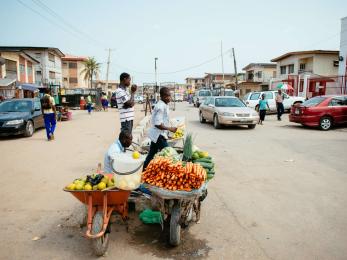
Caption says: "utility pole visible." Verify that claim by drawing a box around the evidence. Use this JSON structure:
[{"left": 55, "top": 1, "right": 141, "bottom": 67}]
[
  {"left": 154, "top": 57, "right": 158, "bottom": 95},
  {"left": 232, "top": 48, "right": 238, "bottom": 91},
  {"left": 105, "top": 48, "right": 114, "bottom": 94},
  {"left": 221, "top": 41, "right": 225, "bottom": 88}
]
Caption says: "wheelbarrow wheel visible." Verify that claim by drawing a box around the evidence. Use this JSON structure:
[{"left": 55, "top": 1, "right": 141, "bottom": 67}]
[
  {"left": 170, "top": 204, "right": 181, "bottom": 246},
  {"left": 91, "top": 212, "right": 110, "bottom": 256}
]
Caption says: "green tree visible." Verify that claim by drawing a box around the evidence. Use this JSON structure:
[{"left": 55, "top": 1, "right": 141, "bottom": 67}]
[{"left": 81, "top": 57, "right": 100, "bottom": 89}]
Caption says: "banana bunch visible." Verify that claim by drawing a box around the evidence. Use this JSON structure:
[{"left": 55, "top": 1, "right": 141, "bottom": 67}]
[{"left": 173, "top": 128, "right": 184, "bottom": 139}]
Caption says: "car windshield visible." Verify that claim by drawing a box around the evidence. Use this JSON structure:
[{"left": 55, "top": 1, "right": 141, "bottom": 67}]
[
  {"left": 0, "top": 100, "right": 32, "bottom": 112},
  {"left": 224, "top": 90, "right": 234, "bottom": 96},
  {"left": 215, "top": 98, "right": 245, "bottom": 107},
  {"left": 302, "top": 97, "right": 326, "bottom": 107},
  {"left": 199, "top": 90, "right": 211, "bottom": 97}
]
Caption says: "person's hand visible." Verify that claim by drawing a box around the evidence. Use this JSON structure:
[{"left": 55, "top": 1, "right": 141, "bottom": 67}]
[
  {"left": 169, "top": 127, "right": 178, "bottom": 133},
  {"left": 131, "top": 84, "right": 137, "bottom": 93}
]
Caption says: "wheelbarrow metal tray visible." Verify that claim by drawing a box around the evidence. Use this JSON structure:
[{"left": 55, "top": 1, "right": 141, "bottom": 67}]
[{"left": 64, "top": 189, "right": 130, "bottom": 205}]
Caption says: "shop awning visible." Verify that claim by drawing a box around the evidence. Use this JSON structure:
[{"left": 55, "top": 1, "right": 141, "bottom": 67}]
[{"left": 18, "top": 84, "right": 39, "bottom": 92}]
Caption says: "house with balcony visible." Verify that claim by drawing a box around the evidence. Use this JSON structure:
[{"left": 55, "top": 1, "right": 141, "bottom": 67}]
[
  {"left": 62, "top": 55, "right": 89, "bottom": 89},
  {"left": 204, "top": 72, "right": 245, "bottom": 88},
  {"left": 185, "top": 77, "right": 205, "bottom": 91},
  {"left": 0, "top": 49, "right": 39, "bottom": 98}
]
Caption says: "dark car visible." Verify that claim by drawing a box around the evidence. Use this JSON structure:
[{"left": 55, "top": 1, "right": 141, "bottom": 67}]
[
  {"left": 0, "top": 98, "right": 45, "bottom": 137},
  {"left": 110, "top": 92, "right": 118, "bottom": 108},
  {"left": 289, "top": 95, "right": 347, "bottom": 130}
]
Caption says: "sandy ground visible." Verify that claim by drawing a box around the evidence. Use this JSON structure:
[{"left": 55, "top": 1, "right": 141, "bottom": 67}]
[{"left": 0, "top": 102, "right": 346, "bottom": 260}]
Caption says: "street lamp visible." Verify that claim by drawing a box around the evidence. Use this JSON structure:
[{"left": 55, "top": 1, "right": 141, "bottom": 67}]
[{"left": 154, "top": 57, "right": 158, "bottom": 94}]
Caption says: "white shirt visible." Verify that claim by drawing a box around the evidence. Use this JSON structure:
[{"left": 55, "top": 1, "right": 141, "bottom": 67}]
[
  {"left": 104, "top": 139, "right": 125, "bottom": 173},
  {"left": 115, "top": 86, "right": 134, "bottom": 122},
  {"left": 148, "top": 100, "right": 170, "bottom": 143},
  {"left": 43, "top": 94, "right": 56, "bottom": 114}
]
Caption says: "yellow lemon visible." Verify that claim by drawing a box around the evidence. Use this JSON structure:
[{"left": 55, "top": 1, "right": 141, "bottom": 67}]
[
  {"left": 132, "top": 151, "right": 140, "bottom": 159},
  {"left": 107, "top": 180, "right": 114, "bottom": 187},
  {"left": 101, "top": 177, "right": 109, "bottom": 184},
  {"left": 92, "top": 185, "right": 98, "bottom": 191},
  {"left": 84, "top": 184, "right": 92, "bottom": 191},
  {"left": 75, "top": 183, "right": 84, "bottom": 190},
  {"left": 97, "top": 182, "right": 106, "bottom": 190},
  {"left": 66, "top": 183, "right": 76, "bottom": 190}
]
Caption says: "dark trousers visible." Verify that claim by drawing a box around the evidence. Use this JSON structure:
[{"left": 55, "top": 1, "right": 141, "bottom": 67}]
[
  {"left": 259, "top": 110, "right": 266, "bottom": 121},
  {"left": 277, "top": 102, "right": 284, "bottom": 120},
  {"left": 43, "top": 113, "right": 56, "bottom": 139},
  {"left": 87, "top": 103, "right": 92, "bottom": 113},
  {"left": 121, "top": 120, "right": 133, "bottom": 133},
  {"left": 143, "top": 135, "right": 168, "bottom": 170}
]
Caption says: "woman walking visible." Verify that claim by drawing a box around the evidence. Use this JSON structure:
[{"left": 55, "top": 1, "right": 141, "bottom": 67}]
[{"left": 258, "top": 93, "right": 270, "bottom": 125}]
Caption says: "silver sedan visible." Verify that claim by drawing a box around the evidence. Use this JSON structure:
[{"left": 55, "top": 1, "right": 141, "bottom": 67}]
[{"left": 199, "top": 96, "right": 259, "bottom": 129}]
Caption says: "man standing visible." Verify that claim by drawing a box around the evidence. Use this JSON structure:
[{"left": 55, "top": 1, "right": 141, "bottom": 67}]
[
  {"left": 104, "top": 131, "right": 133, "bottom": 173},
  {"left": 143, "top": 87, "right": 177, "bottom": 169},
  {"left": 41, "top": 88, "right": 57, "bottom": 141},
  {"left": 276, "top": 89, "right": 285, "bottom": 121},
  {"left": 86, "top": 95, "right": 92, "bottom": 114},
  {"left": 116, "top": 72, "right": 137, "bottom": 132}
]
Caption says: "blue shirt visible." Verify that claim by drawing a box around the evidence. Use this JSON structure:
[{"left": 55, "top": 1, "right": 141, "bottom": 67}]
[
  {"left": 259, "top": 99, "right": 268, "bottom": 110},
  {"left": 148, "top": 100, "right": 170, "bottom": 143},
  {"left": 104, "top": 139, "right": 125, "bottom": 173}
]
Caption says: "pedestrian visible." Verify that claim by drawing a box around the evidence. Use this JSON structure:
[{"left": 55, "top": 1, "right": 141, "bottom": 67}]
[
  {"left": 258, "top": 93, "right": 270, "bottom": 125},
  {"left": 104, "top": 130, "right": 133, "bottom": 173},
  {"left": 41, "top": 88, "right": 57, "bottom": 141},
  {"left": 86, "top": 95, "right": 92, "bottom": 114},
  {"left": 143, "top": 87, "right": 177, "bottom": 169},
  {"left": 116, "top": 72, "right": 137, "bottom": 133},
  {"left": 276, "top": 89, "right": 285, "bottom": 121},
  {"left": 101, "top": 92, "right": 108, "bottom": 111}
]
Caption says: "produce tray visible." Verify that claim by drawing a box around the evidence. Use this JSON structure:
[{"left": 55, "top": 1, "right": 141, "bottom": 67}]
[{"left": 143, "top": 182, "right": 207, "bottom": 199}]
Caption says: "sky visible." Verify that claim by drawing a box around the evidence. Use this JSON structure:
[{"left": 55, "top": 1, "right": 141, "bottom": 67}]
[{"left": 1, "top": 0, "right": 347, "bottom": 84}]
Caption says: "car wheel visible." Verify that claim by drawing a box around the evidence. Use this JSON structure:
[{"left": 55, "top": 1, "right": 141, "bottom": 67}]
[
  {"left": 24, "top": 120, "right": 34, "bottom": 137},
  {"left": 199, "top": 112, "right": 206, "bottom": 123},
  {"left": 320, "top": 116, "right": 332, "bottom": 131},
  {"left": 248, "top": 124, "right": 256, "bottom": 129},
  {"left": 213, "top": 114, "right": 221, "bottom": 129}
]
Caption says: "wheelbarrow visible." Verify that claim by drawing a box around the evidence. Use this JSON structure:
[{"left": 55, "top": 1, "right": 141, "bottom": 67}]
[
  {"left": 144, "top": 182, "right": 208, "bottom": 246},
  {"left": 64, "top": 173, "right": 130, "bottom": 256}
]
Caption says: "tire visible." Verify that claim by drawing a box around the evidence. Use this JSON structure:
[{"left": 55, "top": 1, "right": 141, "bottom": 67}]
[
  {"left": 319, "top": 116, "right": 333, "bottom": 131},
  {"left": 213, "top": 114, "right": 221, "bottom": 129},
  {"left": 199, "top": 112, "right": 206, "bottom": 123},
  {"left": 248, "top": 124, "right": 256, "bottom": 129},
  {"left": 170, "top": 204, "right": 181, "bottom": 246},
  {"left": 91, "top": 212, "right": 110, "bottom": 256},
  {"left": 24, "top": 120, "right": 34, "bottom": 137}
]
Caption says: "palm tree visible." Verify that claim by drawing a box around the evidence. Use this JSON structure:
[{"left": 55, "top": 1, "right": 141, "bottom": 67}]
[{"left": 81, "top": 57, "right": 100, "bottom": 89}]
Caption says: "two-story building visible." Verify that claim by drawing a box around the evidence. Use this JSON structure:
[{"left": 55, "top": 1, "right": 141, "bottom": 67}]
[
  {"left": 243, "top": 63, "right": 276, "bottom": 85},
  {"left": 0, "top": 48, "right": 39, "bottom": 98},
  {"left": 93, "top": 80, "right": 119, "bottom": 93},
  {"left": 204, "top": 73, "right": 245, "bottom": 88},
  {"left": 62, "top": 55, "right": 89, "bottom": 89},
  {"left": 185, "top": 77, "right": 205, "bottom": 91}
]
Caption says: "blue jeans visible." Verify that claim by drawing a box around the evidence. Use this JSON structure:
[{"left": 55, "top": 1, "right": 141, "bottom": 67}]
[
  {"left": 143, "top": 135, "right": 168, "bottom": 170},
  {"left": 87, "top": 103, "right": 92, "bottom": 113},
  {"left": 277, "top": 102, "right": 284, "bottom": 120},
  {"left": 44, "top": 113, "right": 56, "bottom": 139}
]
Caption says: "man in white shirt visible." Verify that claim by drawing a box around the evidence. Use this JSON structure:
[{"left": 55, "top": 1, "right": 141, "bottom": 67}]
[
  {"left": 104, "top": 131, "right": 133, "bottom": 173},
  {"left": 115, "top": 73, "right": 137, "bottom": 132},
  {"left": 143, "top": 87, "right": 177, "bottom": 169}
]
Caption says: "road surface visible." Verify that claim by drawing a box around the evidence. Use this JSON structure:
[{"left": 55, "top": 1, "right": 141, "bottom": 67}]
[{"left": 0, "top": 102, "right": 346, "bottom": 260}]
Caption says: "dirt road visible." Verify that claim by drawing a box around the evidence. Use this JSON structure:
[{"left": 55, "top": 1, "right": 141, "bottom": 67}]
[{"left": 0, "top": 102, "right": 346, "bottom": 260}]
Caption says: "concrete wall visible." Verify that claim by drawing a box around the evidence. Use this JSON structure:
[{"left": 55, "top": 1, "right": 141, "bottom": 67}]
[
  {"left": 0, "top": 52, "right": 35, "bottom": 83},
  {"left": 339, "top": 16, "right": 347, "bottom": 76},
  {"left": 313, "top": 54, "right": 339, "bottom": 76},
  {"left": 62, "top": 60, "right": 88, "bottom": 88}
]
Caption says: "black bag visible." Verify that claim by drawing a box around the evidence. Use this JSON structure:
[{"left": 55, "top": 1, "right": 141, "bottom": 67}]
[{"left": 41, "top": 95, "right": 52, "bottom": 110}]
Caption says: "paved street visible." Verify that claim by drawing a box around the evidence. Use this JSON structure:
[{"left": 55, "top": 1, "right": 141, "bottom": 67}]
[{"left": 1, "top": 102, "right": 347, "bottom": 260}]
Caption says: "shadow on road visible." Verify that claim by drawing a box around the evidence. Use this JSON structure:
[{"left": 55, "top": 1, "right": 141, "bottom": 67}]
[{"left": 189, "top": 120, "right": 255, "bottom": 131}]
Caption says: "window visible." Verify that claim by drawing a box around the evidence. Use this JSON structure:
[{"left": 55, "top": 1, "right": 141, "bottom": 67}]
[
  {"left": 49, "top": 71, "right": 55, "bottom": 79},
  {"left": 329, "top": 98, "right": 344, "bottom": 106},
  {"left": 299, "top": 63, "right": 306, "bottom": 70},
  {"left": 69, "top": 77, "right": 78, "bottom": 83},
  {"left": 27, "top": 66, "right": 32, "bottom": 75},
  {"left": 263, "top": 92, "right": 273, "bottom": 99},
  {"left": 19, "top": 64, "right": 25, "bottom": 74},
  {"left": 34, "top": 100, "right": 41, "bottom": 110},
  {"left": 302, "top": 97, "right": 326, "bottom": 107},
  {"left": 36, "top": 70, "right": 42, "bottom": 75},
  {"left": 215, "top": 98, "right": 245, "bottom": 107},
  {"left": 198, "top": 90, "right": 211, "bottom": 97},
  {"left": 256, "top": 71, "right": 262, "bottom": 78},
  {"left": 69, "top": 62, "right": 77, "bottom": 69},
  {"left": 333, "top": 60, "right": 339, "bottom": 67},
  {"left": 250, "top": 93, "right": 261, "bottom": 100},
  {"left": 243, "top": 92, "right": 251, "bottom": 101},
  {"left": 280, "top": 66, "right": 286, "bottom": 75},
  {"left": 204, "top": 97, "right": 211, "bottom": 105},
  {"left": 288, "top": 64, "right": 294, "bottom": 74},
  {"left": 35, "top": 53, "right": 41, "bottom": 59},
  {"left": 48, "top": 53, "right": 55, "bottom": 62},
  {"left": 63, "top": 77, "right": 68, "bottom": 81},
  {"left": 62, "top": 62, "right": 67, "bottom": 67}
]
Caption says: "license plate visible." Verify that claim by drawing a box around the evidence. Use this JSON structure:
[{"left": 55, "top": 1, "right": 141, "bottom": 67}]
[{"left": 295, "top": 108, "right": 300, "bottom": 115}]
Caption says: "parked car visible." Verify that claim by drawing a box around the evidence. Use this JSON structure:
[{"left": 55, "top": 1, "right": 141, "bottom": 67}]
[
  {"left": 0, "top": 98, "right": 45, "bottom": 137},
  {"left": 243, "top": 90, "right": 305, "bottom": 112},
  {"left": 174, "top": 93, "right": 184, "bottom": 102},
  {"left": 199, "top": 96, "right": 259, "bottom": 129},
  {"left": 110, "top": 92, "right": 118, "bottom": 108},
  {"left": 135, "top": 95, "right": 144, "bottom": 104},
  {"left": 289, "top": 95, "right": 347, "bottom": 130},
  {"left": 194, "top": 89, "right": 212, "bottom": 107}
]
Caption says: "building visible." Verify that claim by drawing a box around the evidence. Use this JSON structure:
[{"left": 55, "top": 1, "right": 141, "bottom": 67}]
[
  {"left": 0, "top": 46, "right": 64, "bottom": 87},
  {"left": 0, "top": 49, "right": 39, "bottom": 98},
  {"left": 185, "top": 77, "right": 205, "bottom": 91},
  {"left": 338, "top": 17, "right": 347, "bottom": 77},
  {"left": 271, "top": 50, "right": 339, "bottom": 80},
  {"left": 243, "top": 63, "right": 276, "bottom": 86},
  {"left": 62, "top": 55, "right": 89, "bottom": 89},
  {"left": 204, "top": 73, "right": 245, "bottom": 88},
  {"left": 93, "top": 80, "right": 119, "bottom": 93}
]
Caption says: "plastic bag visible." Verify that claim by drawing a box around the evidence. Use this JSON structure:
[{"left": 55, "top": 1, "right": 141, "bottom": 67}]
[{"left": 139, "top": 209, "right": 163, "bottom": 225}]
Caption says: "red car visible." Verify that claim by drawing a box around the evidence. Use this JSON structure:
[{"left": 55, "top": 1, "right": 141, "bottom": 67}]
[{"left": 289, "top": 95, "right": 347, "bottom": 130}]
